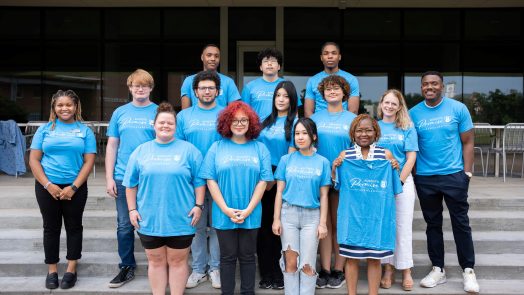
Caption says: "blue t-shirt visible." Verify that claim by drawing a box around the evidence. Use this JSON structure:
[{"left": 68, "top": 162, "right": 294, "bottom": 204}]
[
  {"left": 310, "top": 110, "right": 356, "bottom": 163},
  {"left": 107, "top": 102, "right": 157, "bottom": 180},
  {"left": 31, "top": 120, "right": 97, "bottom": 184},
  {"left": 409, "top": 98, "right": 473, "bottom": 175},
  {"left": 198, "top": 139, "right": 274, "bottom": 230},
  {"left": 377, "top": 121, "right": 419, "bottom": 171},
  {"left": 181, "top": 72, "right": 241, "bottom": 107},
  {"left": 241, "top": 77, "right": 302, "bottom": 121},
  {"left": 175, "top": 104, "right": 223, "bottom": 157},
  {"left": 274, "top": 152, "right": 331, "bottom": 208},
  {"left": 305, "top": 70, "right": 359, "bottom": 112},
  {"left": 258, "top": 117, "right": 297, "bottom": 166},
  {"left": 123, "top": 139, "right": 205, "bottom": 237},
  {"left": 335, "top": 159, "right": 402, "bottom": 251}
]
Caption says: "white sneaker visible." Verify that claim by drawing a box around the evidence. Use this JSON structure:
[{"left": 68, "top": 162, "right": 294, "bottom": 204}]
[
  {"left": 209, "top": 269, "right": 221, "bottom": 289},
  {"left": 463, "top": 268, "right": 480, "bottom": 294},
  {"left": 186, "top": 272, "right": 207, "bottom": 288},
  {"left": 420, "top": 266, "right": 447, "bottom": 288}
]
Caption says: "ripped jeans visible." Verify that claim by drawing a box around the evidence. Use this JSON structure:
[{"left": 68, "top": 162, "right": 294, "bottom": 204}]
[{"left": 279, "top": 202, "right": 320, "bottom": 295}]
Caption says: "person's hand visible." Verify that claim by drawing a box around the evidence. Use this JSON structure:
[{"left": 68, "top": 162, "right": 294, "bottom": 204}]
[
  {"left": 317, "top": 224, "right": 328, "bottom": 240},
  {"left": 224, "top": 207, "right": 244, "bottom": 224},
  {"left": 272, "top": 219, "right": 282, "bottom": 236},
  {"left": 390, "top": 159, "right": 400, "bottom": 170},
  {"left": 106, "top": 178, "right": 118, "bottom": 198},
  {"left": 59, "top": 186, "right": 75, "bottom": 200},
  {"left": 129, "top": 210, "right": 141, "bottom": 229},
  {"left": 46, "top": 184, "right": 62, "bottom": 200},
  {"left": 333, "top": 151, "right": 345, "bottom": 168},
  {"left": 188, "top": 206, "right": 202, "bottom": 227},
  {"left": 235, "top": 209, "right": 251, "bottom": 222}
]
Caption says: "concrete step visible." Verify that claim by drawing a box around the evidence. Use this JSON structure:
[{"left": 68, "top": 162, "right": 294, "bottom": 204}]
[
  {"left": 2, "top": 209, "right": 523, "bottom": 231},
  {"left": 2, "top": 229, "right": 523, "bottom": 255},
  {"left": 1, "top": 251, "right": 522, "bottom": 280},
  {"left": 0, "top": 277, "right": 523, "bottom": 295}
]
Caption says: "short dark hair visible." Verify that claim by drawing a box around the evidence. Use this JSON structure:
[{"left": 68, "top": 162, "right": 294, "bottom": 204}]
[
  {"left": 192, "top": 70, "right": 221, "bottom": 91},
  {"left": 421, "top": 71, "right": 443, "bottom": 83},
  {"left": 202, "top": 44, "right": 219, "bottom": 53},
  {"left": 320, "top": 41, "right": 340, "bottom": 54},
  {"left": 256, "top": 48, "right": 283, "bottom": 67},
  {"left": 293, "top": 117, "right": 319, "bottom": 149}
]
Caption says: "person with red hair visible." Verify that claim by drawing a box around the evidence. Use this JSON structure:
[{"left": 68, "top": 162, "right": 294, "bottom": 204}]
[{"left": 199, "top": 101, "right": 274, "bottom": 295}]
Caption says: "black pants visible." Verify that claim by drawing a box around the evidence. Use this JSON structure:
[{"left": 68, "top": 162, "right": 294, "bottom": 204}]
[
  {"left": 216, "top": 228, "right": 258, "bottom": 295},
  {"left": 257, "top": 182, "right": 283, "bottom": 281},
  {"left": 35, "top": 181, "right": 88, "bottom": 264},
  {"left": 414, "top": 171, "right": 475, "bottom": 269}
]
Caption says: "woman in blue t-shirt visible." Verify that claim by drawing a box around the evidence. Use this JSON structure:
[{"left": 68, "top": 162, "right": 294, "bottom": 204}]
[
  {"left": 272, "top": 118, "right": 331, "bottom": 295},
  {"left": 377, "top": 90, "right": 418, "bottom": 291},
  {"left": 256, "top": 81, "right": 298, "bottom": 289},
  {"left": 199, "top": 101, "right": 274, "bottom": 295},
  {"left": 29, "top": 90, "right": 96, "bottom": 290},
  {"left": 123, "top": 102, "right": 205, "bottom": 295}
]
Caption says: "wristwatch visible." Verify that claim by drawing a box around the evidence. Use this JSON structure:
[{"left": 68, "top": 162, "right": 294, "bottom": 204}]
[
  {"left": 465, "top": 171, "right": 473, "bottom": 178},
  {"left": 195, "top": 203, "right": 205, "bottom": 210},
  {"left": 70, "top": 184, "right": 78, "bottom": 192}
]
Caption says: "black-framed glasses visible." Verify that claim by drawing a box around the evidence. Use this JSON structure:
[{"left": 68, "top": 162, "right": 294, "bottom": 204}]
[{"left": 197, "top": 86, "right": 217, "bottom": 92}]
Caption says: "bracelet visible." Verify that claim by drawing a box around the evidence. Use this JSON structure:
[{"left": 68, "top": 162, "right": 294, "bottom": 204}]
[
  {"left": 43, "top": 182, "right": 52, "bottom": 189},
  {"left": 129, "top": 209, "right": 137, "bottom": 213}
]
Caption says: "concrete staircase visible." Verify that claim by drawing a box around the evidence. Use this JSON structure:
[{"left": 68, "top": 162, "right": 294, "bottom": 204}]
[{"left": 0, "top": 172, "right": 523, "bottom": 294}]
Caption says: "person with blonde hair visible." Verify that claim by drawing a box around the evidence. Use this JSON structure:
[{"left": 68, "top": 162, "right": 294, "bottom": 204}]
[
  {"left": 105, "top": 68, "right": 158, "bottom": 288},
  {"left": 376, "top": 89, "right": 418, "bottom": 291},
  {"left": 29, "top": 90, "right": 96, "bottom": 289}
]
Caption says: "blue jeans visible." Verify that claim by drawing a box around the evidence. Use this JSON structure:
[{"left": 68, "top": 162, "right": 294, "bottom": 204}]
[
  {"left": 115, "top": 180, "right": 136, "bottom": 268},
  {"left": 280, "top": 202, "right": 320, "bottom": 295},
  {"left": 191, "top": 189, "right": 220, "bottom": 273}
]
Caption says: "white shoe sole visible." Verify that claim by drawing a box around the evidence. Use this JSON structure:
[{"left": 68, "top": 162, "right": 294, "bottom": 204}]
[{"left": 420, "top": 277, "right": 447, "bottom": 288}]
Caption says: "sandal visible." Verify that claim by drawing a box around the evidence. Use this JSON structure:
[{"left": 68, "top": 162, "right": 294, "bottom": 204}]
[
  {"left": 402, "top": 268, "right": 414, "bottom": 291},
  {"left": 380, "top": 264, "right": 395, "bottom": 289}
]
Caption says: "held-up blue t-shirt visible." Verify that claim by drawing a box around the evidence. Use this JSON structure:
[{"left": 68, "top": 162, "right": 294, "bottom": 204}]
[
  {"left": 258, "top": 117, "right": 297, "bottom": 166},
  {"left": 175, "top": 105, "right": 224, "bottom": 157},
  {"left": 409, "top": 98, "right": 473, "bottom": 175},
  {"left": 31, "top": 120, "right": 97, "bottom": 184},
  {"left": 310, "top": 110, "right": 356, "bottom": 163},
  {"left": 335, "top": 159, "right": 402, "bottom": 251},
  {"left": 123, "top": 139, "right": 205, "bottom": 237},
  {"left": 305, "top": 70, "right": 359, "bottom": 112},
  {"left": 377, "top": 121, "right": 419, "bottom": 171},
  {"left": 274, "top": 152, "right": 331, "bottom": 208},
  {"left": 181, "top": 72, "right": 241, "bottom": 107},
  {"left": 198, "top": 139, "right": 274, "bottom": 230},
  {"left": 107, "top": 102, "right": 157, "bottom": 180},
  {"left": 241, "top": 77, "right": 302, "bottom": 121}
]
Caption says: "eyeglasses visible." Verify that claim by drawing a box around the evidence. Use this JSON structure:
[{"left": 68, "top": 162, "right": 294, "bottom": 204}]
[
  {"left": 131, "top": 84, "right": 151, "bottom": 90},
  {"left": 262, "top": 58, "right": 278, "bottom": 64},
  {"left": 325, "top": 86, "right": 342, "bottom": 92},
  {"left": 355, "top": 129, "right": 375, "bottom": 135},
  {"left": 197, "top": 86, "right": 217, "bottom": 92},
  {"left": 231, "top": 118, "right": 249, "bottom": 126}
]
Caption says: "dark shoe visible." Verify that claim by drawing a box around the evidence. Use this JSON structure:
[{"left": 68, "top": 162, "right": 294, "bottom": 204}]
[
  {"left": 60, "top": 272, "right": 77, "bottom": 289},
  {"left": 109, "top": 266, "right": 135, "bottom": 288},
  {"left": 272, "top": 278, "right": 284, "bottom": 290},
  {"left": 316, "top": 269, "right": 330, "bottom": 289},
  {"left": 327, "top": 270, "right": 346, "bottom": 289},
  {"left": 45, "top": 272, "right": 59, "bottom": 289},
  {"left": 259, "top": 277, "right": 273, "bottom": 289}
]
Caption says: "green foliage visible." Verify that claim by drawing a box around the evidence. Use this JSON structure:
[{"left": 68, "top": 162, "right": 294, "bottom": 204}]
[
  {"left": 0, "top": 96, "right": 28, "bottom": 122},
  {"left": 465, "top": 89, "right": 524, "bottom": 125}
]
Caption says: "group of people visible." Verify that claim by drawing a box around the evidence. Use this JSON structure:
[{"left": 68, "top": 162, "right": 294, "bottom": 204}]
[{"left": 28, "top": 41, "right": 480, "bottom": 295}]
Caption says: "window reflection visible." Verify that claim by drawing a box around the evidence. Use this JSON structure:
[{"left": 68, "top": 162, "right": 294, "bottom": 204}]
[
  {"left": 358, "top": 74, "right": 387, "bottom": 116},
  {"left": 404, "top": 73, "right": 463, "bottom": 108},
  {"left": 0, "top": 71, "right": 41, "bottom": 121}
]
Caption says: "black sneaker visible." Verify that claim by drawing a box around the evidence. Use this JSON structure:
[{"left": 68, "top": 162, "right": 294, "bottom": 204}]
[
  {"left": 45, "top": 272, "right": 59, "bottom": 289},
  {"left": 109, "top": 266, "right": 135, "bottom": 288},
  {"left": 327, "top": 270, "right": 345, "bottom": 289},
  {"left": 60, "top": 272, "right": 77, "bottom": 289},
  {"left": 259, "top": 277, "right": 273, "bottom": 289},
  {"left": 272, "top": 278, "right": 284, "bottom": 290},
  {"left": 316, "top": 269, "right": 330, "bottom": 289}
]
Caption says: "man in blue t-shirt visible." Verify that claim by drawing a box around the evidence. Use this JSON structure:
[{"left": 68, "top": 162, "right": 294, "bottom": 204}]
[
  {"left": 105, "top": 69, "right": 158, "bottom": 288},
  {"left": 304, "top": 42, "right": 360, "bottom": 117},
  {"left": 177, "top": 70, "right": 223, "bottom": 290},
  {"left": 181, "top": 44, "right": 240, "bottom": 109},
  {"left": 409, "top": 71, "right": 479, "bottom": 294}
]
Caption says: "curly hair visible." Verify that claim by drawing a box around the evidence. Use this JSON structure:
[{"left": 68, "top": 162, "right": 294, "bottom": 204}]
[
  {"left": 256, "top": 48, "right": 283, "bottom": 67},
  {"left": 192, "top": 70, "right": 221, "bottom": 92},
  {"left": 349, "top": 114, "right": 381, "bottom": 144},
  {"left": 317, "top": 75, "right": 350, "bottom": 102},
  {"left": 217, "top": 101, "right": 262, "bottom": 140}
]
